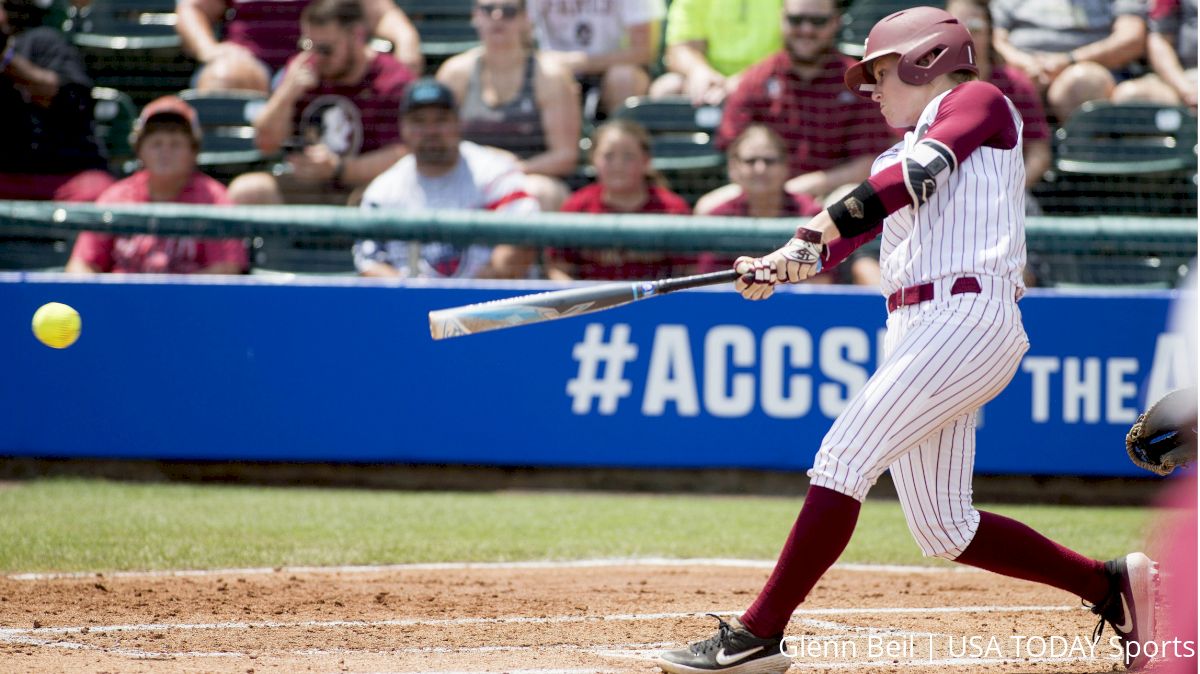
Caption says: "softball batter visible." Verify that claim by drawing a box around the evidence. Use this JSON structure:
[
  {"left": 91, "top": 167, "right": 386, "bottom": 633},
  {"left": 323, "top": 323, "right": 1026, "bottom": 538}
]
[{"left": 657, "top": 7, "right": 1158, "bottom": 673}]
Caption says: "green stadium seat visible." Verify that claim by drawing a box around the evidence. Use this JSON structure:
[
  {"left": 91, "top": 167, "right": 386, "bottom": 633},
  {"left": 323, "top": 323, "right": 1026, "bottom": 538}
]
[
  {"left": 64, "top": 0, "right": 194, "bottom": 105},
  {"left": 1055, "top": 101, "right": 1197, "bottom": 176},
  {"left": 92, "top": 86, "right": 139, "bottom": 175},
  {"left": 838, "top": 0, "right": 918, "bottom": 57},
  {"left": 1037, "top": 102, "right": 1198, "bottom": 217},
  {"left": 179, "top": 89, "right": 277, "bottom": 182},
  {"left": 250, "top": 236, "right": 359, "bottom": 274},
  {"left": 611, "top": 96, "right": 726, "bottom": 204},
  {"left": 614, "top": 95, "right": 724, "bottom": 203},
  {"left": 397, "top": 0, "right": 479, "bottom": 64},
  {"left": 0, "top": 229, "right": 73, "bottom": 271},
  {"left": 611, "top": 96, "right": 722, "bottom": 134}
]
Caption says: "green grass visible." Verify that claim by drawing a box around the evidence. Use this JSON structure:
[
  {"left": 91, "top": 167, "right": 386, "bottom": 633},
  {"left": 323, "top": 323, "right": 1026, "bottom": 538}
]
[{"left": 0, "top": 478, "right": 1153, "bottom": 573}]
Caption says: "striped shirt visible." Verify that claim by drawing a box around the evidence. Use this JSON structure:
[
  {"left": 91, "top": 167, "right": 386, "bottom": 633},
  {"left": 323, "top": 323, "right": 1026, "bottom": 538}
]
[{"left": 871, "top": 82, "right": 1026, "bottom": 297}]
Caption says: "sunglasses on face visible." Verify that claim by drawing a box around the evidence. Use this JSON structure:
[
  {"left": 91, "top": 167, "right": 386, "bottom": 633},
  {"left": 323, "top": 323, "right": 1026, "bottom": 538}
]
[
  {"left": 785, "top": 13, "right": 833, "bottom": 28},
  {"left": 476, "top": 3, "right": 521, "bottom": 19},
  {"left": 297, "top": 37, "right": 334, "bottom": 56},
  {"left": 737, "top": 156, "right": 783, "bottom": 167}
]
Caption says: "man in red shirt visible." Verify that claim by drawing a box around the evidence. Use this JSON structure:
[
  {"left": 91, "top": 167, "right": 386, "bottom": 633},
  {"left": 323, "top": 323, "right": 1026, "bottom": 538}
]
[
  {"left": 705, "top": 0, "right": 894, "bottom": 207},
  {"left": 66, "top": 97, "right": 248, "bottom": 274},
  {"left": 176, "top": 0, "right": 422, "bottom": 92},
  {"left": 226, "top": 0, "right": 414, "bottom": 206}
]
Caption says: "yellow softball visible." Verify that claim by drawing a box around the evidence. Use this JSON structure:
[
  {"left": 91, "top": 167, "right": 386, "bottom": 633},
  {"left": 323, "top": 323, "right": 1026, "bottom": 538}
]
[{"left": 31, "top": 302, "right": 82, "bottom": 349}]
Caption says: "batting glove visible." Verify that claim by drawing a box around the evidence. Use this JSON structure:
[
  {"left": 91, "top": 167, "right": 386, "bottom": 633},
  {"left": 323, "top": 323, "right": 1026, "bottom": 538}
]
[
  {"left": 767, "top": 228, "right": 825, "bottom": 283},
  {"left": 733, "top": 228, "right": 825, "bottom": 301},
  {"left": 734, "top": 256, "right": 775, "bottom": 301}
]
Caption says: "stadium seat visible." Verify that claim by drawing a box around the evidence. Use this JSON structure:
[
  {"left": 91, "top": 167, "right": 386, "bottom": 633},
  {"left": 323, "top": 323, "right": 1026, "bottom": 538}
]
[
  {"left": 396, "top": 0, "right": 478, "bottom": 65},
  {"left": 64, "top": 0, "right": 194, "bottom": 105},
  {"left": 1055, "top": 101, "right": 1197, "bottom": 175},
  {"left": 250, "top": 236, "right": 359, "bottom": 275},
  {"left": 0, "top": 227, "right": 72, "bottom": 271},
  {"left": 1037, "top": 102, "right": 1198, "bottom": 216},
  {"left": 179, "top": 89, "right": 277, "bottom": 182},
  {"left": 92, "top": 86, "right": 139, "bottom": 175},
  {"left": 610, "top": 96, "right": 727, "bottom": 203},
  {"left": 838, "top": 0, "right": 918, "bottom": 57}
]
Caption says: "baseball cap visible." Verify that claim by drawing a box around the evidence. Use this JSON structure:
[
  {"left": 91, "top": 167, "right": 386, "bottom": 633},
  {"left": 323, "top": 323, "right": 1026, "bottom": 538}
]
[
  {"left": 132, "top": 95, "right": 202, "bottom": 146},
  {"left": 401, "top": 78, "right": 457, "bottom": 115}
]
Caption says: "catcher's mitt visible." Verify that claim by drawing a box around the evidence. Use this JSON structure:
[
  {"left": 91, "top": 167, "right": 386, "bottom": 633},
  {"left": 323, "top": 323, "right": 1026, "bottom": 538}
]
[{"left": 1127, "top": 387, "right": 1198, "bottom": 476}]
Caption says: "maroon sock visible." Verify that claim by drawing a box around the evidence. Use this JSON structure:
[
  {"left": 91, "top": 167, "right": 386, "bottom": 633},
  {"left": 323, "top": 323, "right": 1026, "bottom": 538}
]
[
  {"left": 740, "top": 486, "right": 861, "bottom": 637},
  {"left": 954, "top": 510, "right": 1110, "bottom": 604}
]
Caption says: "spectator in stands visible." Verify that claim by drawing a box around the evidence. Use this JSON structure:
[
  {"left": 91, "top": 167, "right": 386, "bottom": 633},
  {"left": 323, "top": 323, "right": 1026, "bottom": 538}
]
[
  {"left": 1113, "top": 0, "right": 1197, "bottom": 107},
  {"left": 66, "top": 97, "right": 248, "bottom": 274},
  {"left": 0, "top": 0, "right": 115, "bottom": 202},
  {"left": 700, "top": 125, "right": 820, "bottom": 219},
  {"left": 947, "top": 0, "right": 1052, "bottom": 198},
  {"left": 544, "top": 119, "right": 697, "bottom": 281},
  {"left": 647, "top": 0, "right": 783, "bottom": 105},
  {"left": 226, "top": 0, "right": 413, "bottom": 206},
  {"left": 990, "top": 0, "right": 1147, "bottom": 121},
  {"left": 437, "top": 0, "right": 582, "bottom": 213},
  {"left": 528, "top": 0, "right": 665, "bottom": 117},
  {"left": 176, "top": 0, "right": 422, "bottom": 93},
  {"left": 696, "top": 0, "right": 893, "bottom": 212},
  {"left": 698, "top": 125, "right": 879, "bottom": 285},
  {"left": 354, "top": 78, "right": 539, "bottom": 279}
]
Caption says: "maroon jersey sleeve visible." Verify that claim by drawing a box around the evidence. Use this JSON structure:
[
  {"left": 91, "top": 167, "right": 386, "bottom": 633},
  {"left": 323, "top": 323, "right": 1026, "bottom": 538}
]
[
  {"left": 867, "top": 81, "right": 1018, "bottom": 214},
  {"left": 993, "top": 66, "right": 1049, "bottom": 143}
]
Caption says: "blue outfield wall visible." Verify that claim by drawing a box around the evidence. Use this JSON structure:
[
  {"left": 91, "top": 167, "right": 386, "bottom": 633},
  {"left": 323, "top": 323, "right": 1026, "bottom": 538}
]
[{"left": 0, "top": 273, "right": 1187, "bottom": 477}]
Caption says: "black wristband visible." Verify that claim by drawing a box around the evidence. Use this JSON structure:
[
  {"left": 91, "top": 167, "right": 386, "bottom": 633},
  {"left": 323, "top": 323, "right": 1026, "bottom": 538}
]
[{"left": 826, "top": 181, "right": 887, "bottom": 238}]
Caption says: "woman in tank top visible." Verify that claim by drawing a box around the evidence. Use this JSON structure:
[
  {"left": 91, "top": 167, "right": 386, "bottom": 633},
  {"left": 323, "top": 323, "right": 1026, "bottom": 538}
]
[{"left": 436, "top": 0, "right": 581, "bottom": 211}]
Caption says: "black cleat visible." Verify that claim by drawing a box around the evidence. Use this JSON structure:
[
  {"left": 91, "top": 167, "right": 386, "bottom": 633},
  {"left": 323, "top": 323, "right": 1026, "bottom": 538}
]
[
  {"left": 1089, "top": 552, "right": 1159, "bottom": 670},
  {"left": 656, "top": 614, "right": 790, "bottom": 673}
]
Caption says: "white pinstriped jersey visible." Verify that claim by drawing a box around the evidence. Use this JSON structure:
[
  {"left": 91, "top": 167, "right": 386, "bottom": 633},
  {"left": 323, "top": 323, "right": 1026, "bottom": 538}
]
[{"left": 872, "top": 88, "right": 1027, "bottom": 298}]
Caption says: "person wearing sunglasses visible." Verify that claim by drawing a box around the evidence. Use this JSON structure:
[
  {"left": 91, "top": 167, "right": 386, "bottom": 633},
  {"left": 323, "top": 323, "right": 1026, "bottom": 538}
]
[
  {"left": 526, "top": 0, "right": 665, "bottom": 118},
  {"left": 436, "top": 0, "right": 583, "bottom": 213},
  {"left": 648, "top": 0, "right": 783, "bottom": 106},
  {"left": 176, "top": 0, "right": 422, "bottom": 94},
  {"left": 227, "top": 0, "right": 414, "bottom": 207},
  {"left": 696, "top": 124, "right": 856, "bottom": 283},
  {"left": 697, "top": 0, "right": 893, "bottom": 213}
]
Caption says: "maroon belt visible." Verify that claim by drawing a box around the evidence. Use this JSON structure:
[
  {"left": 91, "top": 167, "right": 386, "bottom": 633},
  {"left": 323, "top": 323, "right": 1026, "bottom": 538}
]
[{"left": 887, "top": 277, "right": 982, "bottom": 313}]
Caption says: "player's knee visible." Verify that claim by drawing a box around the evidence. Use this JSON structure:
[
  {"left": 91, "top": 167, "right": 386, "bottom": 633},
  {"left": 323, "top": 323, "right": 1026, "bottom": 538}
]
[
  {"left": 807, "top": 451, "right": 877, "bottom": 502},
  {"left": 906, "top": 508, "right": 980, "bottom": 560}
]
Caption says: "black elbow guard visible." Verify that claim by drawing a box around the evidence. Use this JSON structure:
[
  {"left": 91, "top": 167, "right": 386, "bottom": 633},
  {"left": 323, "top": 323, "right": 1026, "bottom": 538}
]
[{"left": 903, "top": 139, "right": 957, "bottom": 206}]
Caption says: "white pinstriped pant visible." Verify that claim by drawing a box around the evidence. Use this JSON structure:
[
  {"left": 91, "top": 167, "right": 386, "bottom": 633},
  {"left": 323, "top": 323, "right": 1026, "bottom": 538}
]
[{"left": 808, "top": 276, "right": 1029, "bottom": 559}]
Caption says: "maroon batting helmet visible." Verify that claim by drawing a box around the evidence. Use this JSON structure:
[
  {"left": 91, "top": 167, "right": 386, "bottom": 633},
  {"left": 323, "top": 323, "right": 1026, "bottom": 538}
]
[{"left": 844, "top": 6, "right": 978, "bottom": 98}]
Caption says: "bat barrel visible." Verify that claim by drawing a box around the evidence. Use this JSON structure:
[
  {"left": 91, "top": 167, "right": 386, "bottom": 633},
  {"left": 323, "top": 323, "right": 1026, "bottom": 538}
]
[{"left": 429, "top": 269, "right": 742, "bottom": 340}]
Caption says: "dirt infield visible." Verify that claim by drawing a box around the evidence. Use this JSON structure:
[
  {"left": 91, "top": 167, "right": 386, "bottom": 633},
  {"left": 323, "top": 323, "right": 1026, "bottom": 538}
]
[{"left": 0, "top": 561, "right": 1151, "bottom": 673}]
